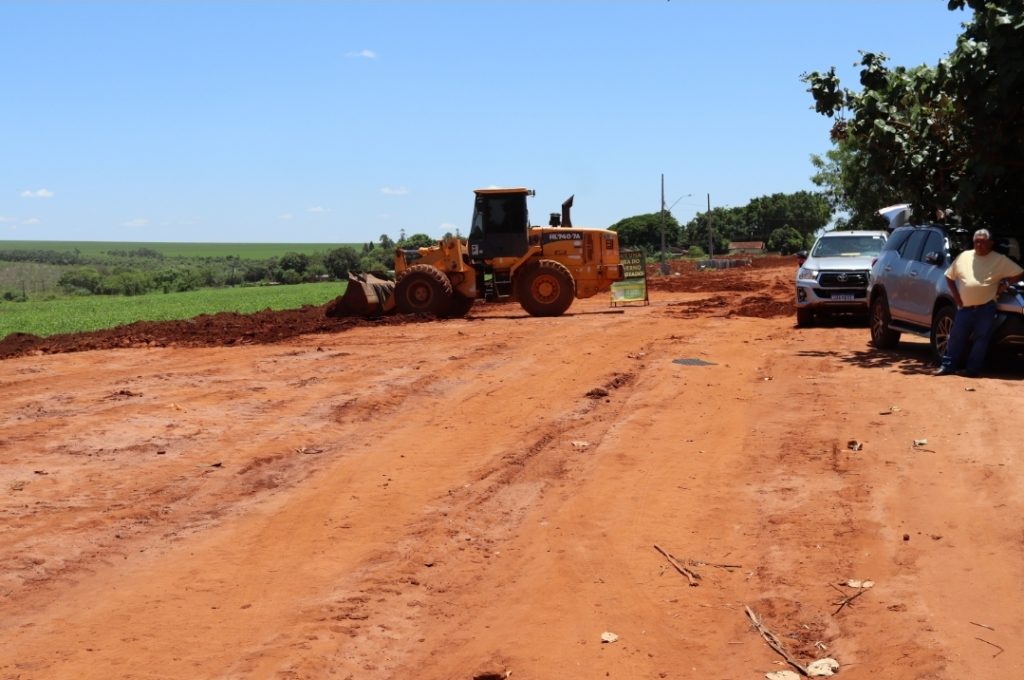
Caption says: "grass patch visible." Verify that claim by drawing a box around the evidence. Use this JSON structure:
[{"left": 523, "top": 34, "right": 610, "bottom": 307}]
[{"left": 0, "top": 281, "right": 344, "bottom": 339}]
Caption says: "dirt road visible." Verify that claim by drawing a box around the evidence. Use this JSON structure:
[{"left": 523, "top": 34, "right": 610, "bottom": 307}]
[{"left": 2, "top": 262, "right": 1022, "bottom": 679}]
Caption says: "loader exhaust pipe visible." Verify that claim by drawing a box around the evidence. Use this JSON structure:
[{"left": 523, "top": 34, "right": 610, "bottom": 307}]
[{"left": 562, "top": 195, "right": 574, "bottom": 229}]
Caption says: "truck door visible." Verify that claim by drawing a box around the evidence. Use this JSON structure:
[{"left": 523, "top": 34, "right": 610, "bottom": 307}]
[
  {"left": 886, "top": 229, "right": 928, "bottom": 322},
  {"left": 903, "top": 229, "right": 948, "bottom": 326}
]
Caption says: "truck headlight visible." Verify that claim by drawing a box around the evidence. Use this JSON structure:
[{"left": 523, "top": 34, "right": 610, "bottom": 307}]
[{"left": 797, "top": 268, "right": 819, "bottom": 282}]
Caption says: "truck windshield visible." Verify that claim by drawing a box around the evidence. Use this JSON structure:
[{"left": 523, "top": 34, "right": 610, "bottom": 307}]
[{"left": 811, "top": 235, "right": 887, "bottom": 258}]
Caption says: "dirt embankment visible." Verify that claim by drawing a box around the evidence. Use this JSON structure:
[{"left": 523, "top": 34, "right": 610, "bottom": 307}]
[{"left": 6, "top": 259, "right": 1018, "bottom": 679}]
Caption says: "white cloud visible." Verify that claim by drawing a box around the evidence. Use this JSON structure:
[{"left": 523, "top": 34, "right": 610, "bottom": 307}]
[
  {"left": 381, "top": 186, "right": 408, "bottom": 196},
  {"left": 278, "top": 213, "right": 294, "bottom": 221},
  {"left": 306, "top": 206, "right": 329, "bottom": 214},
  {"left": 23, "top": 217, "right": 40, "bottom": 225},
  {"left": 0, "top": 216, "right": 16, "bottom": 223},
  {"left": 346, "top": 49, "right": 377, "bottom": 59},
  {"left": 123, "top": 218, "right": 149, "bottom": 228},
  {"left": 20, "top": 188, "right": 54, "bottom": 199}
]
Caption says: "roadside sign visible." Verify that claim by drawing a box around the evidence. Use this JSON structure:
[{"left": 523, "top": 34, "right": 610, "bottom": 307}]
[{"left": 611, "top": 249, "right": 649, "bottom": 306}]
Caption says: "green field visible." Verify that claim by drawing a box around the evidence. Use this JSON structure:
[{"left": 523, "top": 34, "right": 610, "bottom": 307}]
[
  {"left": 0, "top": 240, "right": 364, "bottom": 260},
  {"left": 0, "top": 281, "right": 345, "bottom": 339}
]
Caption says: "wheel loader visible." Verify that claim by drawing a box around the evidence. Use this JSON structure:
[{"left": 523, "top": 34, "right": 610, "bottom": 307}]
[{"left": 350, "top": 188, "right": 622, "bottom": 318}]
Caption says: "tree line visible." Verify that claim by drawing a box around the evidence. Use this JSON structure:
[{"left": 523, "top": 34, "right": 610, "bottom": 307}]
[
  {"left": 1, "top": 234, "right": 438, "bottom": 298},
  {"left": 608, "top": 190, "right": 831, "bottom": 257},
  {"left": 5, "top": 190, "right": 829, "bottom": 301}
]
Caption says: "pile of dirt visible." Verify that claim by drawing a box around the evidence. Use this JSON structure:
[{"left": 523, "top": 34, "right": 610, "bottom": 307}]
[
  {"left": 665, "top": 293, "right": 793, "bottom": 320},
  {"left": 646, "top": 256, "right": 796, "bottom": 294},
  {"left": 0, "top": 301, "right": 428, "bottom": 361},
  {"left": 729, "top": 294, "right": 794, "bottom": 319}
]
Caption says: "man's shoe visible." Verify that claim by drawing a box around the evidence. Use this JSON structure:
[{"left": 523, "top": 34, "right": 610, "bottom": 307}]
[{"left": 933, "top": 366, "right": 956, "bottom": 376}]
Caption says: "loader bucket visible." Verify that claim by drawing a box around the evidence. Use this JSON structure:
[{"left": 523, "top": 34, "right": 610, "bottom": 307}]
[{"left": 325, "top": 272, "right": 396, "bottom": 317}]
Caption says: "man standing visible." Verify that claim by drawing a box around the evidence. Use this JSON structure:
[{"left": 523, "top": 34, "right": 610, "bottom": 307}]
[{"left": 935, "top": 229, "right": 1024, "bottom": 376}]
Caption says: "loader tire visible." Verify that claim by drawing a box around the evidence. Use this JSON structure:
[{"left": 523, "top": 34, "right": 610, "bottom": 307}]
[
  {"left": 394, "top": 264, "right": 453, "bottom": 315},
  {"left": 445, "top": 293, "right": 475, "bottom": 318},
  {"left": 516, "top": 260, "right": 575, "bottom": 317}
]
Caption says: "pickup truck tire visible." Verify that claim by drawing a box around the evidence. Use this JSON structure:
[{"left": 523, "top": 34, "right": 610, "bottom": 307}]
[
  {"left": 394, "top": 264, "right": 453, "bottom": 315},
  {"left": 931, "top": 305, "right": 956, "bottom": 362},
  {"left": 796, "top": 307, "right": 815, "bottom": 327},
  {"left": 870, "top": 294, "right": 901, "bottom": 349}
]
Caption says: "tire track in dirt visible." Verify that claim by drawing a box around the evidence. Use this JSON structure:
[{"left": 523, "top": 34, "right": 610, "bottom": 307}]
[
  {"left": 224, "top": 368, "right": 643, "bottom": 678},
  {"left": 0, "top": 340, "right": 481, "bottom": 619},
  {"left": 6, "top": 261, "right": 1019, "bottom": 679},
  {"left": 0, "top": 315, "right": 656, "bottom": 679}
]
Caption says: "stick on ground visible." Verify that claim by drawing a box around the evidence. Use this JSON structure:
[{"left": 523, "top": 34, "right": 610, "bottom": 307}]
[
  {"left": 745, "top": 605, "right": 808, "bottom": 676},
  {"left": 689, "top": 558, "right": 742, "bottom": 571},
  {"left": 654, "top": 544, "right": 701, "bottom": 586},
  {"left": 975, "top": 637, "right": 1004, "bottom": 657},
  {"left": 829, "top": 584, "right": 868, "bottom": 615}
]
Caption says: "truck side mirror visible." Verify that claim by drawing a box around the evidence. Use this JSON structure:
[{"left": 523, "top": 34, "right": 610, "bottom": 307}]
[
  {"left": 924, "top": 251, "right": 943, "bottom": 265},
  {"left": 796, "top": 250, "right": 808, "bottom": 266}
]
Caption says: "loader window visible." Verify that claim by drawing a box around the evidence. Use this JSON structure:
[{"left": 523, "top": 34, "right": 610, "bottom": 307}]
[{"left": 468, "top": 194, "right": 530, "bottom": 259}]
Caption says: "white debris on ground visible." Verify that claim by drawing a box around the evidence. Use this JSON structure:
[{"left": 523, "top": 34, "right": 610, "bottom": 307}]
[{"left": 807, "top": 657, "right": 841, "bottom": 677}]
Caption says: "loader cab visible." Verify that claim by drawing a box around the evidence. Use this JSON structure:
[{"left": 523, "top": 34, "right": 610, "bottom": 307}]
[{"left": 468, "top": 188, "right": 532, "bottom": 260}]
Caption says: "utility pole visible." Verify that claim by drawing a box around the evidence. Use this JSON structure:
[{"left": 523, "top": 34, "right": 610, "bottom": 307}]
[
  {"left": 706, "top": 193, "right": 713, "bottom": 259},
  {"left": 660, "top": 174, "right": 669, "bottom": 275}
]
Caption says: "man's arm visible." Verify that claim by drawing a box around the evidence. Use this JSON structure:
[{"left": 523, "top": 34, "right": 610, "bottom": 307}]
[
  {"left": 946, "top": 276, "right": 963, "bottom": 308},
  {"left": 999, "top": 257, "right": 1024, "bottom": 288}
]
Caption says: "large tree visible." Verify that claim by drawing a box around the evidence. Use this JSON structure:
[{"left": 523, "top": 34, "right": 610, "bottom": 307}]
[
  {"left": 680, "top": 208, "right": 733, "bottom": 255},
  {"left": 740, "top": 191, "right": 832, "bottom": 241},
  {"left": 809, "top": 137, "right": 899, "bottom": 230},
  {"left": 802, "top": 0, "right": 1024, "bottom": 232},
  {"left": 608, "top": 212, "right": 682, "bottom": 253}
]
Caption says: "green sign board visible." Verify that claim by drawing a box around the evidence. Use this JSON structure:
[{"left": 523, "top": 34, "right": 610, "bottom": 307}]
[
  {"left": 621, "top": 249, "right": 646, "bottom": 279},
  {"left": 611, "top": 249, "right": 648, "bottom": 305}
]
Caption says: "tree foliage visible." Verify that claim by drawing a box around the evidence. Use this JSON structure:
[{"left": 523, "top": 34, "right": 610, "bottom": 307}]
[
  {"left": 324, "top": 247, "right": 361, "bottom": 279},
  {"left": 397, "top": 233, "right": 436, "bottom": 249},
  {"left": 680, "top": 209, "right": 732, "bottom": 256},
  {"left": 802, "top": 1, "right": 1024, "bottom": 232},
  {"left": 679, "top": 192, "right": 830, "bottom": 254},
  {"left": 608, "top": 212, "right": 682, "bottom": 253},
  {"left": 809, "top": 138, "right": 898, "bottom": 230},
  {"left": 610, "top": 191, "right": 830, "bottom": 257},
  {"left": 767, "top": 226, "right": 805, "bottom": 255},
  {"left": 741, "top": 191, "right": 831, "bottom": 241}
]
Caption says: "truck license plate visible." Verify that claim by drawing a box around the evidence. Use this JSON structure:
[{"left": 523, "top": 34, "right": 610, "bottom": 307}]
[{"left": 832, "top": 294, "right": 854, "bottom": 301}]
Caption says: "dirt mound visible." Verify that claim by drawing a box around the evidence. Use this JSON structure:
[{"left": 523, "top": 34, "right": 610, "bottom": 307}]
[
  {"left": 0, "top": 301, "right": 428, "bottom": 361},
  {"left": 730, "top": 294, "right": 794, "bottom": 319},
  {"left": 665, "top": 293, "right": 792, "bottom": 320},
  {"left": 643, "top": 256, "right": 794, "bottom": 292}
]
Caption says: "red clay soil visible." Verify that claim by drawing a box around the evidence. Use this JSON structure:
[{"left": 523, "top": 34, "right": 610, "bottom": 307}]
[
  {"left": 0, "top": 258, "right": 797, "bottom": 360},
  {"left": 4, "top": 260, "right": 1020, "bottom": 680},
  {"left": 0, "top": 304, "right": 429, "bottom": 360}
]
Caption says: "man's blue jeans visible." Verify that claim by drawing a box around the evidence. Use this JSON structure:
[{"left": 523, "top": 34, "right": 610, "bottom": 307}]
[{"left": 941, "top": 301, "right": 997, "bottom": 374}]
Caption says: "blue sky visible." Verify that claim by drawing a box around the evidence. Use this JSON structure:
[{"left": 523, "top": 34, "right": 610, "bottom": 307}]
[{"left": 2, "top": 1, "right": 969, "bottom": 244}]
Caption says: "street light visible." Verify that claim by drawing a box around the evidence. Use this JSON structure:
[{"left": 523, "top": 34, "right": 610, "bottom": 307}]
[{"left": 659, "top": 174, "right": 693, "bottom": 275}]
